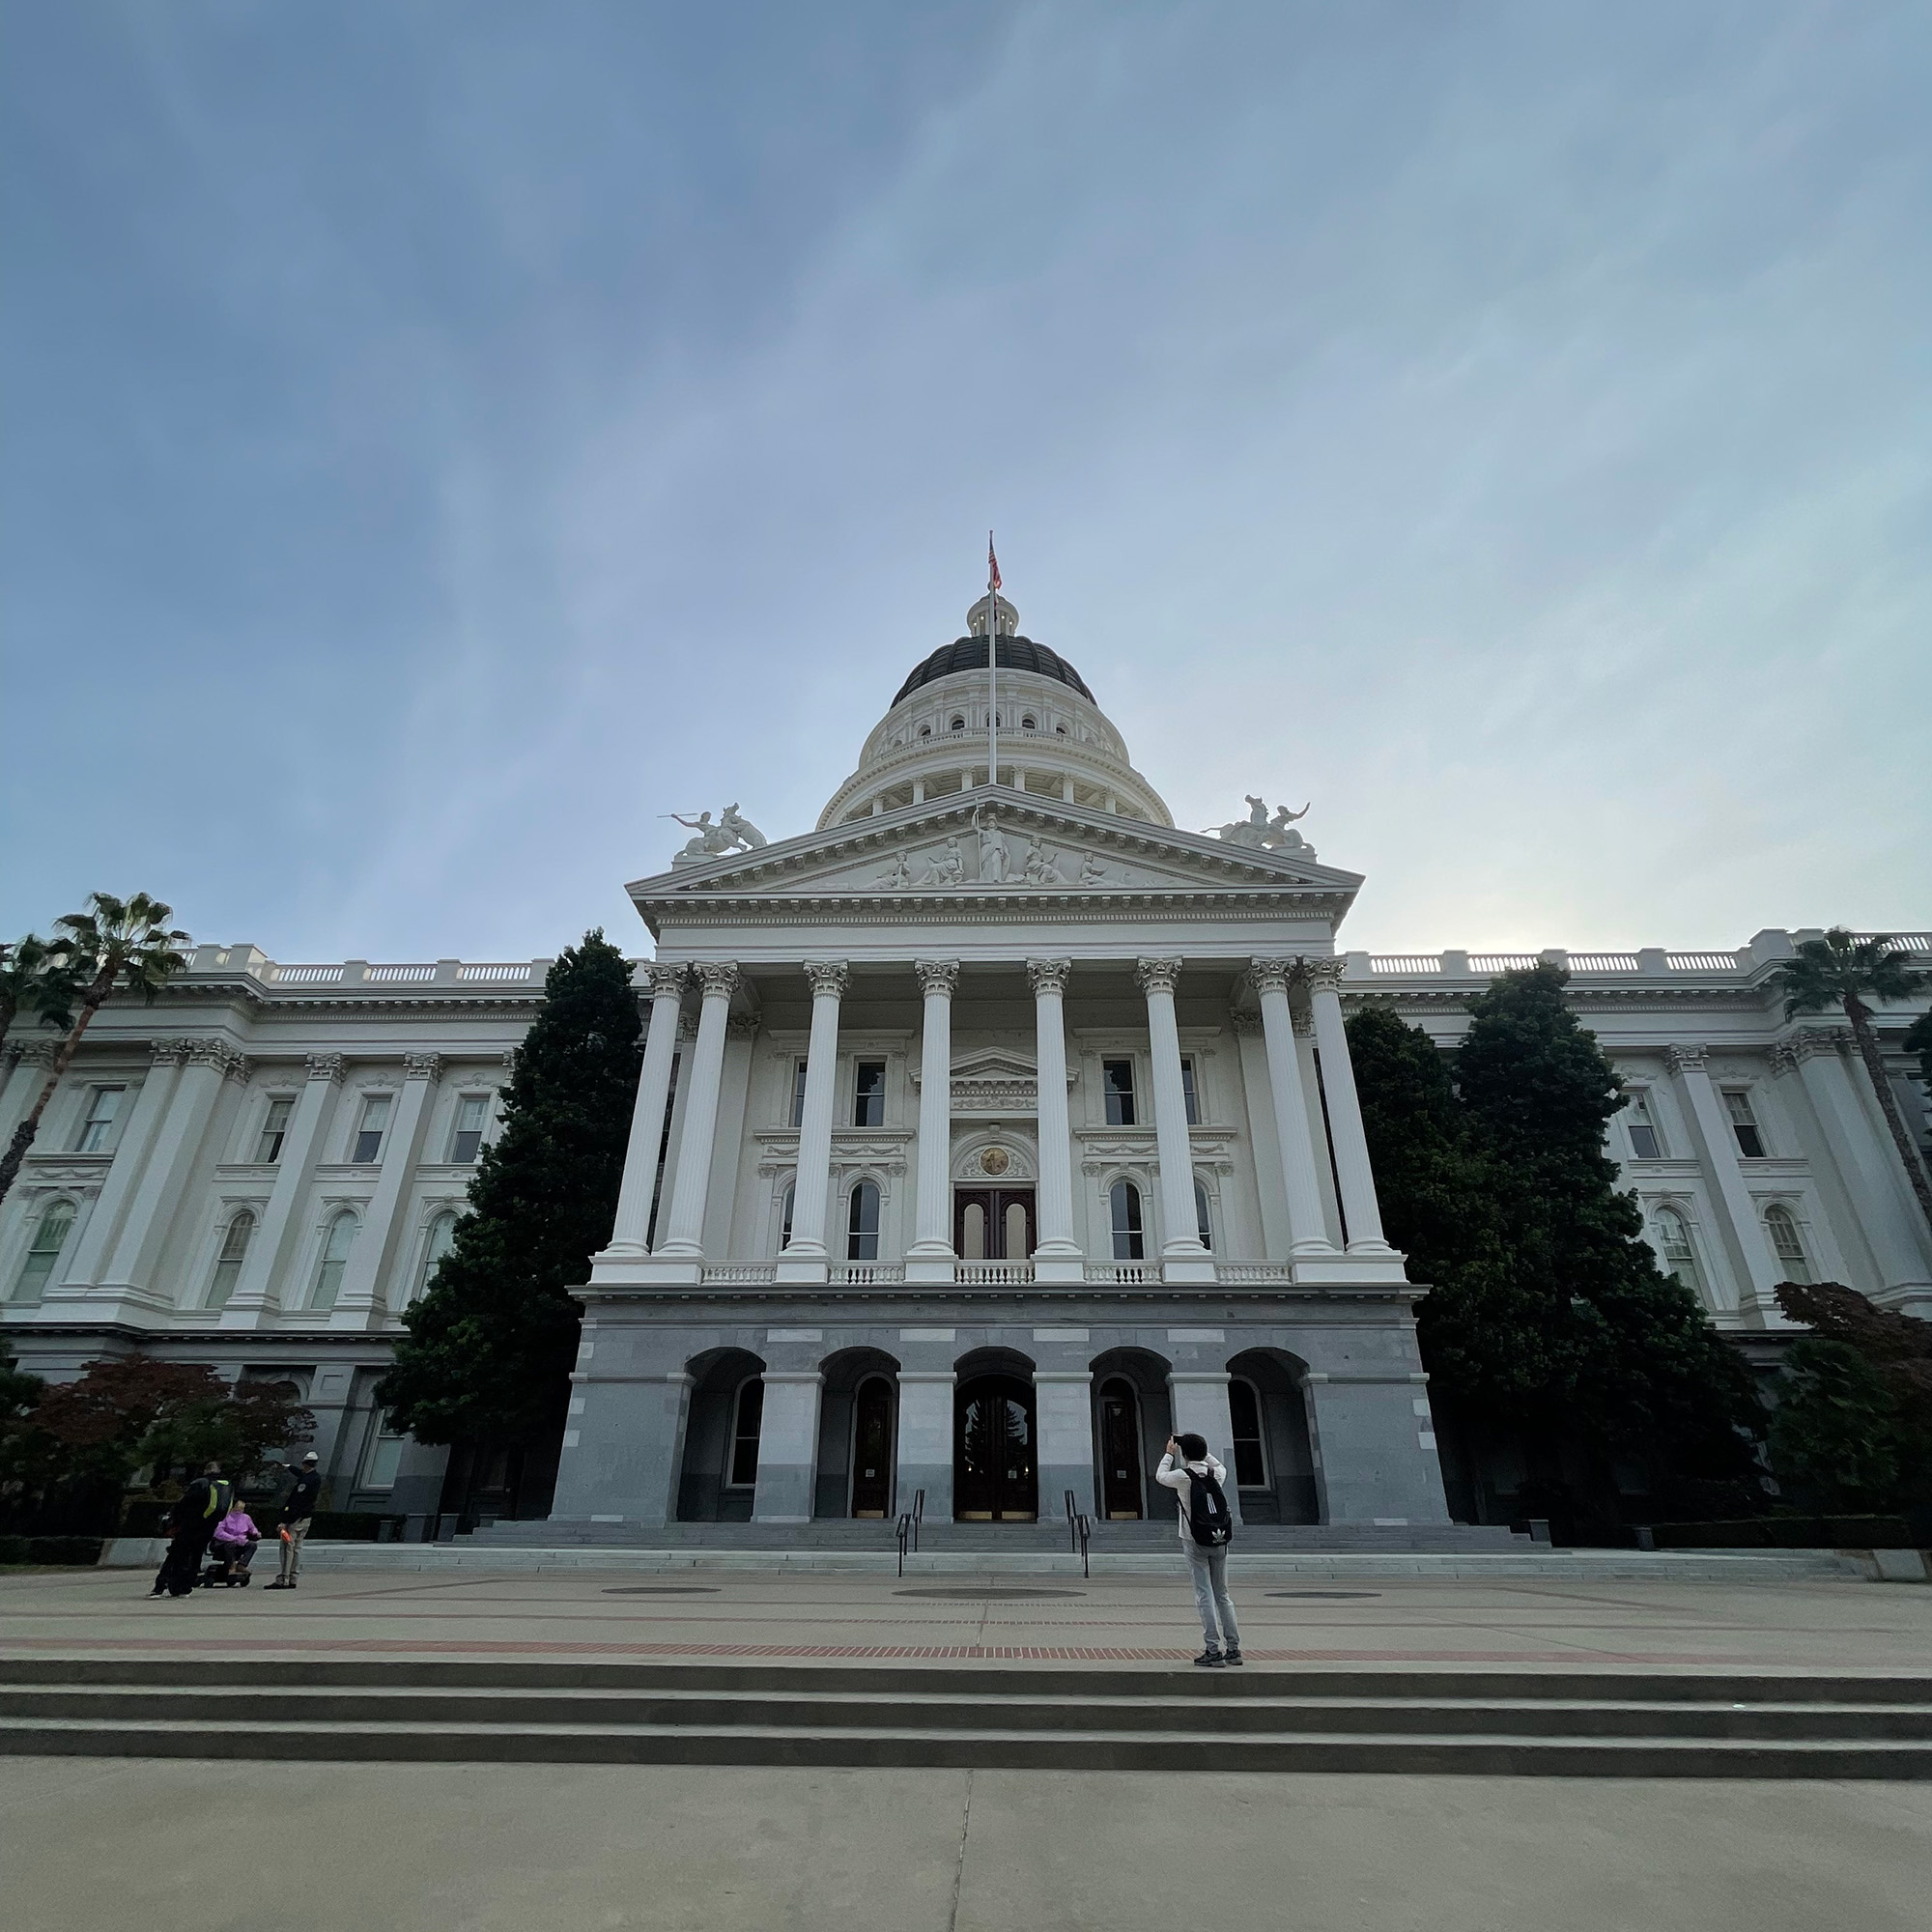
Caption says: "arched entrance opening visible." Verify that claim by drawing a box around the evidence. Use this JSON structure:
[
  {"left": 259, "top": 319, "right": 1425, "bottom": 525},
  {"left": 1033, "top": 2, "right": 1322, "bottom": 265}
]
[
  {"left": 675, "top": 1347, "right": 767, "bottom": 1521},
  {"left": 953, "top": 1349, "right": 1037, "bottom": 1520},
  {"left": 1087, "top": 1348, "right": 1173, "bottom": 1521},
  {"left": 812, "top": 1347, "right": 900, "bottom": 1519},
  {"left": 1226, "top": 1347, "right": 1321, "bottom": 1524}
]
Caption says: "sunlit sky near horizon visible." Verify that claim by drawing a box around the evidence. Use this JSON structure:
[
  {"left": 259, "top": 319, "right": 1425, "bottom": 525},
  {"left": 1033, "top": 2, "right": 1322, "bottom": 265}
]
[{"left": 3, "top": 3, "right": 1927, "bottom": 963}]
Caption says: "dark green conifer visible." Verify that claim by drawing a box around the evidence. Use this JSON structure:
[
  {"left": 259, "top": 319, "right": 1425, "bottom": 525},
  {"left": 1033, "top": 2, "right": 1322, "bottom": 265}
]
[{"left": 377, "top": 931, "right": 641, "bottom": 1445}]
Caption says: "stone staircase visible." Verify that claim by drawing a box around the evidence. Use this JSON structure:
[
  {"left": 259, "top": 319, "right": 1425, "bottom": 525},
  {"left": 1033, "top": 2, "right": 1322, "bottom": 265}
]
[{"left": 2, "top": 1657, "right": 1927, "bottom": 1776}]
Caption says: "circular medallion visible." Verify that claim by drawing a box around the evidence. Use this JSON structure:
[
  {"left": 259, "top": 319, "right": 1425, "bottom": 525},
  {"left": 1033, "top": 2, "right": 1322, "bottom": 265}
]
[{"left": 980, "top": 1146, "right": 1010, "bottom": 1177}]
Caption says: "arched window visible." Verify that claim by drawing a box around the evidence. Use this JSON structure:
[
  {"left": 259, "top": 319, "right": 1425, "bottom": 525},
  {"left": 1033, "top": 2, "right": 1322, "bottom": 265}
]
[
  {"left": 1109, "top": 1180, "right": 1145, "bottom": 1261},
  {"left": 919, "top": 724, "right": 931, "bottom": 738},
  {"left": 1021, "top": 714, "right": 1037, "bottom": 730},
  {"left": 413, "top": 1211, "right": 458, "bottom": 1304},
  {"left": 727, "top": 1377, "right": 764, "bottom": 1488},
  {"left": 10, "top": 1201, "right": 74, "bottom": 1305},
  {"left": 950, "top": 715, "right": 966, "bottom": 732},
  {"left": 847, "top": 1180, "right": 881, "bottom": 1261},
  {"left": 778, "top": 1183, "right": 795, "bottom": 1254},
  {"left": 1193, "top": 1179, "right": 1213, "bottom": 1251},
  {"left": 1764, "top": 1205, "right": 1811, "bottom": 1284},
  {"left": 309, "top": 1210, "right": 358, "bottom": 1312},
  {"left": 206, "top": 1211, "right": 255, "bottom": 1310},
  {"left": 1655, "top": 1207, "right": 1703, "bottom": 1298},
  {"left": 1055, "top": 723, "right": 1067, "bottom": 735}
]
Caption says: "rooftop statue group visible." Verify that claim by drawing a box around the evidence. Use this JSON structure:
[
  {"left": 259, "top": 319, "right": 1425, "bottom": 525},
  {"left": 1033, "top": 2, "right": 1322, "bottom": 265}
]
[
  {"left": 668, "top": 804, "right": 767, "bottom": 867},
  {"left": 1204, "top": 796, "right": 1312, "bottom": 852}
]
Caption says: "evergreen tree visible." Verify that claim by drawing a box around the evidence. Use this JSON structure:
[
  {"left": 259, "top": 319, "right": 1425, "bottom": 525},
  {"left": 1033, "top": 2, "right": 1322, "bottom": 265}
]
[
  {"left": 1454, "top": 964, "right": 1761, "bottom": 1464},
  {"left": 1349, "top": 968, "right": 1761, "bottom": 1493},
  {"left": 1768, "top": 1339, "right": 1901, "bottom": 1511},
  {"left": 377, "top": 932, "right": 642, "bottom": 1446}
]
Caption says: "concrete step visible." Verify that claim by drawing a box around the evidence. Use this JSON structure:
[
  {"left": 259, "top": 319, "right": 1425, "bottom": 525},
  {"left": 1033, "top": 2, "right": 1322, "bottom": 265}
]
[{"left": 4, "top": 1658, "right": 1926, "bottom": 1776}]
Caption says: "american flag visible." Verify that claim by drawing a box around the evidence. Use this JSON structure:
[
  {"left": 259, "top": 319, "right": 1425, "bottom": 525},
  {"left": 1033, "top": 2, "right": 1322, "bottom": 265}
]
[{"left": 987, "top": 532, "right": 1001, "bottom": 592}]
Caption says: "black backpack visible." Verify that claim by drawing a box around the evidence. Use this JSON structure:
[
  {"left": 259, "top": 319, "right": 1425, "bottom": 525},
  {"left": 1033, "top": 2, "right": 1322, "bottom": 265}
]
[{"left": 1184, "top": 1465, "right": 1233, "bottom": 1548}]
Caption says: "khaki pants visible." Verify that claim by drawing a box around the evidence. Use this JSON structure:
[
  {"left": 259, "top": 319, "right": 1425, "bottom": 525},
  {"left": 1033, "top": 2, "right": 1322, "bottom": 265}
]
[{"left": 276, "top": 1520, "right": 310, "bottom": 1582}]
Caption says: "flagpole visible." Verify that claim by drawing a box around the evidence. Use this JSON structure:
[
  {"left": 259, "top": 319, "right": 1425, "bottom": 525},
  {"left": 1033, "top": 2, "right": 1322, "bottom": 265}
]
[{"left": 986, "top": 531, "right": 999, "bottom": 791}]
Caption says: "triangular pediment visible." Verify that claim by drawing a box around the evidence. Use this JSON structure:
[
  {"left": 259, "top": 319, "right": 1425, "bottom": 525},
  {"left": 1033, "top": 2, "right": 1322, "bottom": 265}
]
[{"left": 626, "top": 787, "right": 1359, "bottom": 925}]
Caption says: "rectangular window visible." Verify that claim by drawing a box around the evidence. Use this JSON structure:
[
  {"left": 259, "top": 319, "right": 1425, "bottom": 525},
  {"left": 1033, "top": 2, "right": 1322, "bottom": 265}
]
[
  {"left": 1723, "top": 1090, "right": 1766, "bottom": 1159},
  {"left": 852, "top": 1060, "right": 886, "bottom": 1128},
  {"left": 74, "top": 1086, "right": 125, "bottom": 1154},
  {"left": 727, "top": 1379, "right": 764, "bottom": 1487},
  {"left": 449, "top": 1094, "right": 489, "bottom": 1164},
  {"left": 1625, "top": 1092, "right": 1662, "bottom": 1160},
  {"left": 255, "top": 1096, "right": 295, "bottom": 1165},
  {"left": 1180, "top": 1057, "right": 1200, "bottom": 1125},
  {"left": 353, "top": 1094, "right": 392, "bottom": 1164},
  {"left": 360, "top": 1410, "right": 407, "bottom": 1490},
  {"left": 789, "top": 1059, "right": 809, "bottom": 1127},
  {"left": 1103, "top": 1059, "right": 1137, "bottom": 1126}
]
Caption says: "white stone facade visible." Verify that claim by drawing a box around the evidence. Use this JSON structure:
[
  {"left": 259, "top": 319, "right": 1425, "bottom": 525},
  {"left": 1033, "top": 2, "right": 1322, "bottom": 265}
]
[{"left": 4, "top": 605, "right": 1927, "bottom": 1530}]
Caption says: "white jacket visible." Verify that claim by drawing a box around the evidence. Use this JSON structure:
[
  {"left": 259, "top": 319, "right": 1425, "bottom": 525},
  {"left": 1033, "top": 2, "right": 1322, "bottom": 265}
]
[{"left": 1154, "top": 1451, "right": 1228, "bottom": 1544}]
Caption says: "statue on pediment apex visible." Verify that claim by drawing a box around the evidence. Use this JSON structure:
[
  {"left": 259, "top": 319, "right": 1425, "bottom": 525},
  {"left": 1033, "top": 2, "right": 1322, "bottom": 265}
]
[
  {"left": 1204, "top": 795, "right": 1312, "bottom": 852},
  {"left": 668, "top": 802, "right": 767, "bottom": 867}
]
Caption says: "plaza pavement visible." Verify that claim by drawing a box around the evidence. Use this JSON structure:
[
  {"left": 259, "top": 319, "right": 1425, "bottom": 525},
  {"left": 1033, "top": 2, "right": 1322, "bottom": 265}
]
[
  {"left": 2, "top": 1565, "right": 1928, "bottom": 1931},
  {"left": 2, "top": 1561, "right": 1927, "bottom": 1670}
]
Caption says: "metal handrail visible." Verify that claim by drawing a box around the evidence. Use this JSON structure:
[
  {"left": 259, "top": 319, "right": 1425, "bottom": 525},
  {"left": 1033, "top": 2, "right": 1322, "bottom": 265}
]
[
  {"left": 895, "top": 1487, "right": 925, "bottom": 1577},
  {"left": 1065, "top": 1489, "right": 1092, "bottom": 1578}
]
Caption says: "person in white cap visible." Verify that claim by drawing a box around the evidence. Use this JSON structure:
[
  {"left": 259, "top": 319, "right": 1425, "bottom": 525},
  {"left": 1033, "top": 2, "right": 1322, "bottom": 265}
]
[{"left": 264, "top": 1451, "right": 322, "bottom": 1590}]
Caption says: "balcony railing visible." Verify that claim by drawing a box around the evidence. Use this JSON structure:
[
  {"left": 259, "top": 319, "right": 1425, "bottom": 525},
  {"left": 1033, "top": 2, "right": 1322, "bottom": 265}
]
[
  {"left": 1084, "top": 1261, "right": 1153, "bottom": 1285},
  {"left": 1213, "top": 1262, "right": 1293, "bottom": 1284},
  {"left": 954, "top": 1261, "right": 1035, "bottom": 1287},
  {"left": 700, "top": 1263, "right": 778, "bottom": 1286},
  {"left": 831, "top": 1263, "right": 905, "bottom": 1286}
]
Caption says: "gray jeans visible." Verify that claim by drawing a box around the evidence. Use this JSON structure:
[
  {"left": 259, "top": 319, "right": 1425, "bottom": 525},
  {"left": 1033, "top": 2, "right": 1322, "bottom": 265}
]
[{"left": 1184, "top": 1541, "right": 1239, "bottom": 1652}]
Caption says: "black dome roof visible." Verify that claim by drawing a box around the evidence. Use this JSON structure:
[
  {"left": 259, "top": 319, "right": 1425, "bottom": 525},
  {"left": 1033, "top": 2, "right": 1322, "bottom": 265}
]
[{"left": 892, "top": 635, "right": 1094, "bottom": 709}]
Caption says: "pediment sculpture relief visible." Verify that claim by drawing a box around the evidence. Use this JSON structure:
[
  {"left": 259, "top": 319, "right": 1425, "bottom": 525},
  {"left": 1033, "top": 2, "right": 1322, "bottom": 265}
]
[{"left": 873, "top": 809, "right": 1110, "bottom": 889}]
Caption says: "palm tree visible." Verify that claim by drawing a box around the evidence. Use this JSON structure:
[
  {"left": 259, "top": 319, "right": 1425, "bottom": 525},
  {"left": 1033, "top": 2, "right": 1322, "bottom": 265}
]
[
  {"left": 1771, "top": 929, "right": 1932, "bottom": 1236},
  {"left": 0, "top": 894, "right": 191, "bottom": 1207},
  {"left": 0, "top": 934, "right": 81, "bottom": 1042}
]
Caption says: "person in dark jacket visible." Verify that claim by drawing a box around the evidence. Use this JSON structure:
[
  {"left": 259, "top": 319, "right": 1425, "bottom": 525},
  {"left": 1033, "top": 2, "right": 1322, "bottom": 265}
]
[
  {"left": 149, "top": 1462, "right": 232, "bottom": 1600},
  {"left": 264, "top": 1451, "right": 322, "bottom": 1590}
]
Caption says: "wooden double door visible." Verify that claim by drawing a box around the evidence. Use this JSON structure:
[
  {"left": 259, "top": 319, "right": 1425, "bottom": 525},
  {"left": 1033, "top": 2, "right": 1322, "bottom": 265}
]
[
  {"left": 954, "top": 1375, "right": 1038, "bottom": 1520},
  {"left": 954, "top": 1188, "right": 1036, "bottom": 1261}
]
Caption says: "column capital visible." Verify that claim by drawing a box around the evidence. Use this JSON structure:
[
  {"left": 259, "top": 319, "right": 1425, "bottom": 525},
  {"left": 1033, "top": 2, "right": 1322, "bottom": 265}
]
[
  {"left": 642, "top": 962, "right": 687, "bottom": 1001},
  {"left": 181, "top": 1037, "right": 249, "bottom": 1080},
  {"left": 1026, "top": 957, "right": 1071, "bottom": 997},
  {"left": 1135, "top": 956, "right": 1182, "bottom": 997},
  {"left": 303, "top": 1052, "right": 347, "bottom": 1085},
  {"left": 1792, "top": 1027, "right": 1854, "bottom": 1062},
  {"left": 1302, "top": 957, "right": 1346, "bottom": 993},
  {"left": 1247, "top": 957, "right": 1296, "bottom": 995},
  {"left": 402, "top": 1051, "right": 443, "bottom": 1083},
  {"left": 915, "top": 958, "right": 960, "bottom": 998},
  {"left": 150, "top": 1037, "right": 195, "bottom": 1066},
  {"left": 14, "top": 1037, "right": 59, "bottom": 1068},
  {"left": 1767, "top": 1042, "right": 1800, "bottom": 1079},
  {"left": 725, "top": 1013, "right": 761, "bottom": 1041},
  {"left": 1292, "top": 1008, "right": 1316, "bottom": 1037},
  {"left": 1664, "top": 1043, "right": 1708, "bottom": 1074},
  {"left": 802, "top": 959, "right": 850, "bottom": 999},
  {"left": 693, "top": 960, "right": 741, "bottom": 1000},
  {"left": 1229, "top": 1009, "right": 1264, "bottom": 1037}
]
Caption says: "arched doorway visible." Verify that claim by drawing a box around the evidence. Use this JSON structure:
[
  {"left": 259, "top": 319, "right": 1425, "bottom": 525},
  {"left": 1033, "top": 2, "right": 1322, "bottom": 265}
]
[
  {"left": 1096, "top": 1378, "right": 1145, "bottom": 1519},
  {"left": 851, "top": 1376, "right": 895, "bottom": 1518},
  {"left": 675, "top": 1347, "right": 768, "bottom": 1521},
  {"left": 1226, "top": 1348, "right": 1321, "bottom": 1524},
  {"left": 954, "top": 1375, "right": 1037, "bottom": 1520}
]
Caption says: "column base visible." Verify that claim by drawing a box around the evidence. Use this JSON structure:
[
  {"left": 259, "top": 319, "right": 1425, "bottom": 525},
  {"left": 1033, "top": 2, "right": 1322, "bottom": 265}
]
[
  {"left": 904, "top": 1256, "right": 957, "bottom": 1286},
  {"left": 1032, "top": 1256, "right": 1085, "bottom": 1286},
  {"left": 1161, "top": 1256, "right": 1217, "bottom": 1285},
  {"left": 593, "top": 1241, "right": 648, "bottom": 1262},
  {"left": 775, "top": 1256, "right": 830, "bottom": 1285},
  {"left": 326, "top": 1300, "right": 390, "bottom": 1332},
  {"left": 586, "top": 1253, "right": 703, "bottom": 1287},
  {"left": 1290, "top": 1250, "right": 1412, "bottom": 1287}
]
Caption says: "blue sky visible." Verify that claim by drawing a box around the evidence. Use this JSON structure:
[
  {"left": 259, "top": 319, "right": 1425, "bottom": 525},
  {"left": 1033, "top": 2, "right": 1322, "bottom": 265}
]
[{"left": 3, "top": 2, "right": 1926, "bottom": 961}]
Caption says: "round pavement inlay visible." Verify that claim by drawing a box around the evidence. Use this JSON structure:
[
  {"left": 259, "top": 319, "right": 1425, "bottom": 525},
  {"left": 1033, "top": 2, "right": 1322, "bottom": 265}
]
[
  {"left": 1264, "top": 1590, "right": 1382, "bottom": 1599},
  {"left": 894, "top": 1588, "right": 1087, "bottom": 1600},
  {"left": 602, "top": 1586, "right": 723, "bottom": 1596}
]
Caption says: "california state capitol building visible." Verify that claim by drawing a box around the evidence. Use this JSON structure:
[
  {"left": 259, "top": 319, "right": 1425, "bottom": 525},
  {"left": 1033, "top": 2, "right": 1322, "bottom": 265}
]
[{"left": 3, "top": 592, "right": 1929, "bottom": 1542}]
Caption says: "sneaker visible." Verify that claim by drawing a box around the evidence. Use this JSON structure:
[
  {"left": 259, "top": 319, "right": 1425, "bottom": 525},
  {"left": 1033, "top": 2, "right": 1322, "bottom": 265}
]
[
  {"left": 264, "top": 1579, "right": 291, "bottom": 1591},
  {"left": 1224, "top": 1648, "right": 1245, "bottom": 1666},
  {"left": 1192, "top": 1649, "right": 1226, "bottom": 1668}
]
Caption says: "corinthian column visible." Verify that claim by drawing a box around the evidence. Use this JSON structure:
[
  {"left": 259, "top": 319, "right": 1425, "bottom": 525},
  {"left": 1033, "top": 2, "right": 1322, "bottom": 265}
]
[
  {"left": 781, "top": 960, "right": 849, "bottom": 1271},
  {"left": 1304, "top": 960, "right": 1393, "bottom": 1252},
  {"left": 1250, "top": 960, "right": 1335, "bottom": 1256},
  {"left": 1137, "top": 958, "right": 1211, "bottom": 1275},
  {"left": 907, "top": 959, "right": 959, "bottom": 1276},
  {"left": 1028, "top": 959, "right": 1081, "bottom": 1278},
  {"left": 605, "top": 964, "right": 687, "bottom": 1255},
  {"left": 655, "top": 962, "right": 739, "bottom": 1260}
]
